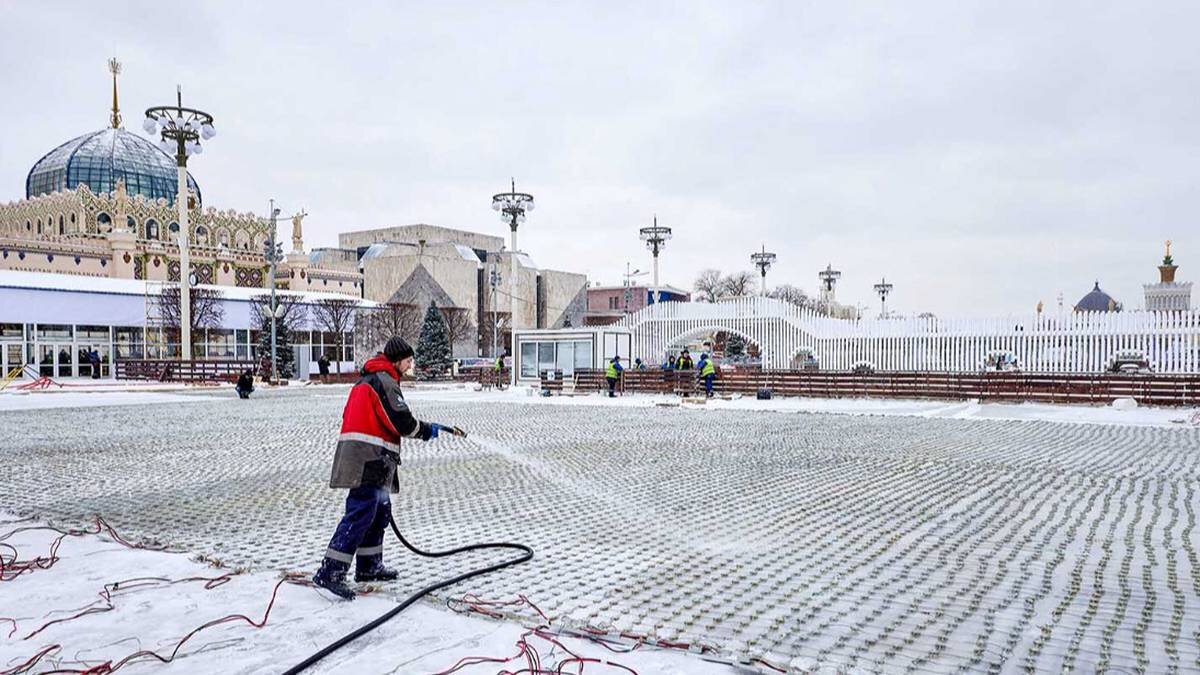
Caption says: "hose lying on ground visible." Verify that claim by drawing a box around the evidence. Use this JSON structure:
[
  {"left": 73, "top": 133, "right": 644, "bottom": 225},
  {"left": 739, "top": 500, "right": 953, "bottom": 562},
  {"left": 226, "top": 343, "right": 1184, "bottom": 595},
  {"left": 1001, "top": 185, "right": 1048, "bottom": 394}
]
[{"left": 280, "top": 510, "right": 534, "bottom": 674}]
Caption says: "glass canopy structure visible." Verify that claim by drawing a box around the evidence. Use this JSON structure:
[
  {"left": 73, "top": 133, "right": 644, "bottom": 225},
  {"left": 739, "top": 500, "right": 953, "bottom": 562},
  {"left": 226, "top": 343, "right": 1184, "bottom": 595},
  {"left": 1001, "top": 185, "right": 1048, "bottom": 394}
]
[{"left": 25, "top": 128, "right": 200, "bottom": 205}]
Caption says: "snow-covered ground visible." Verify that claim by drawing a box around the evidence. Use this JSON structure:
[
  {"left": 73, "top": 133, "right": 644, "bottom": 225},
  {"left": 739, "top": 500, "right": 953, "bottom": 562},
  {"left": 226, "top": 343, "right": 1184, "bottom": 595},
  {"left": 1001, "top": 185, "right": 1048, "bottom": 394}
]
[
  {"left": 2, "top": 384, "right": 1199, "bottom": 673},
  {"left": 405, "top": 384, "right": 1200, "bottom": 429},
  {"left": 0, "top": 390, "right": 219, "bottom": 411},
  {"left": 6, "top": 379, "right": 1197, "bottom": 427},
  {"left": 0, "top": 514, "right": 732, "bottom": 674}
]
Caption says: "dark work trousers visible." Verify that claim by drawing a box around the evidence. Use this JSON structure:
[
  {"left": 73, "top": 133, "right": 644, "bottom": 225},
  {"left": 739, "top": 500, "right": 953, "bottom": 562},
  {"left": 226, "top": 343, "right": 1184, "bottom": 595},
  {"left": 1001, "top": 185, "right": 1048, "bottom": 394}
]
[
  {"left": 703, "top": 374, "right": 714, "bottom": 396},
  {"left": 323, "top": 485, "right": 390, "bottom": 571},
  {"left": 606, "top": 377, "right": 617, "bottom": 397}
]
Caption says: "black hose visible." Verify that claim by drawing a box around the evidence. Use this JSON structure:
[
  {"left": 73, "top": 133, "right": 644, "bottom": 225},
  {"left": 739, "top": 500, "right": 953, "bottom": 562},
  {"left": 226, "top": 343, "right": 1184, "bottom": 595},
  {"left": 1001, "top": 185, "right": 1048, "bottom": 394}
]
[{"left": 280, "top": 510, "right": 533, "bottom": 674}]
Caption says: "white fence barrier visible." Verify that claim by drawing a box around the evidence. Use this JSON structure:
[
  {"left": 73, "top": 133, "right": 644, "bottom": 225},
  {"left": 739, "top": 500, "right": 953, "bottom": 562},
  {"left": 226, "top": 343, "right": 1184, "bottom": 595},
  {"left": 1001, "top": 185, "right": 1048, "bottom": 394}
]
[{"left": 618, "top": 297, "right": 1200, "bottom": 373}]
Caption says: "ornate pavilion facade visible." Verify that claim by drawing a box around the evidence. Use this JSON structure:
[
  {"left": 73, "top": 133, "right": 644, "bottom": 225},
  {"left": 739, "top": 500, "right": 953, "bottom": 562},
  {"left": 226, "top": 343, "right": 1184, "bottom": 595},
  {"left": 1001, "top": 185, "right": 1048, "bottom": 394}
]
[
  {"left": 0, "top": 60, "right": 361, "bottom": 296},
  {"left": 0, "top": 60, "right": 588, "bottom": 379}
]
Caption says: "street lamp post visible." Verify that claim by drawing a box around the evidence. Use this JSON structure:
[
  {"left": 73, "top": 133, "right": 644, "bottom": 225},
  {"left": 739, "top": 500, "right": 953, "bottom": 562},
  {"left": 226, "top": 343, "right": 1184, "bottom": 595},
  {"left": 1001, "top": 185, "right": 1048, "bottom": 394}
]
[
  {"left": 638, "top": 217, "right": 672, "bottom": 305},
  {"left": 818, "top": 264, "right": 842, "bottom": 316},
  {"left": 491, "top": 179, "right": 534, "bottom": 385},
  {"left": 873, "top": 277, "right": 894, "bottom": 319},
  {"left": 488, "top": 255, "right": 502, "bottom": 359},
  {"left": 622, "top": 262, "right": 647, "bottom": 314},
  {"left": 751, "top": 245, "right": 777, "bottom": 296},
  {"left": 263, "top": 201, "right": 284, "bottom": 382},
  {"left": 144, "top": 87, "right": 215, "bottom": 361}
]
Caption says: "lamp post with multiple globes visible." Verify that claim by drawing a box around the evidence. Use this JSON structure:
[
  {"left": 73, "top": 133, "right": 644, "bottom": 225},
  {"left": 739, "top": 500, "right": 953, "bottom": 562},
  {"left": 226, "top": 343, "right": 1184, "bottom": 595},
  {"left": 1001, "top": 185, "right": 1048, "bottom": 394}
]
[
  {"left": 490, "top": 180, "right": 534, "bottom": 384},
  {"left": 638, "top": 217, "right": 672, "bottom": 305},
  {"left": 143, "top": 87, "right": 215, "bottom": 360},
  {"left": 873, "top": 277, "right": 894, "bottom": 318},
  {"left": 751, "top": 245, "right": 777, "bottom": 297}
]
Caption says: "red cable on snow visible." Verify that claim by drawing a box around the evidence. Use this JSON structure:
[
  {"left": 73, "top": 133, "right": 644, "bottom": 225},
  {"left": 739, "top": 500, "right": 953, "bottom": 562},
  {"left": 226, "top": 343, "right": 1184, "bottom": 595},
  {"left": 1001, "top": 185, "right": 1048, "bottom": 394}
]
[
  {"left": 21, "top": 574, "right": 235, "bottom": 641},
  {"left": 431, "top": 596, "right": 646, "bottom": 675},
  {"left": 554, "top": 657, "right": 640, "bottom": 675},
  {"left": 0, "top": 517, "right": 163, "bottom": 582},
  {"left": 754, "top": 657, "right": 789, "bottom": 673},
  {"left": 0, "top": 515, "right": 311, "bottom": 675},
  {"left": 0, "top": 644, "right": 61, "bottom": 675},
  {"left": 34, "top": 573, "right": 307, "bottom": 675}
]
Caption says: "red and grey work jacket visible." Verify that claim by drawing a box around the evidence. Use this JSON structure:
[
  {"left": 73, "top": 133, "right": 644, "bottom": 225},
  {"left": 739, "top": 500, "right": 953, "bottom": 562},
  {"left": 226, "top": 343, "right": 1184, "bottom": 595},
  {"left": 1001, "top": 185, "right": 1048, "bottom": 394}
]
[{"left": 329, "top": 354, "right": 432, "bottom": 492}]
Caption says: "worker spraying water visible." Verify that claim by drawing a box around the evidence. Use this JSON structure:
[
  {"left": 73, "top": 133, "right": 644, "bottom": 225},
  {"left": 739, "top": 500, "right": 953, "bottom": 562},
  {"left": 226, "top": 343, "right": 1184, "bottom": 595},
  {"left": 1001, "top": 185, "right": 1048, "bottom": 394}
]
[
  {"left": 312, "top": 336, "right": 465, "bottom": 600},
  {"left": 286, "top": 334, "right": 528, "bottom": 673}
]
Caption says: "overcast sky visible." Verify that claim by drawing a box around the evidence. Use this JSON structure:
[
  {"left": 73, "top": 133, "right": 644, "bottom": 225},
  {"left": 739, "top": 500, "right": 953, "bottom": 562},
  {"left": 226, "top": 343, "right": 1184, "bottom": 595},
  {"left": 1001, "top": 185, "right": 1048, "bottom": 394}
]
[{"left": 2, "top": 1, "right": 1197, "bottom": 316}]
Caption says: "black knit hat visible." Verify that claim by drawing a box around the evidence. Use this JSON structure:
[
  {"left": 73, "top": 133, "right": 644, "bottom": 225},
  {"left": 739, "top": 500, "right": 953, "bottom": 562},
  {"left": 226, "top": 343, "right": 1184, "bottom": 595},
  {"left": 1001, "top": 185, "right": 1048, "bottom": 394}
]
[{"left": 384, "top": 336, "right": 414, "bottom": 362}]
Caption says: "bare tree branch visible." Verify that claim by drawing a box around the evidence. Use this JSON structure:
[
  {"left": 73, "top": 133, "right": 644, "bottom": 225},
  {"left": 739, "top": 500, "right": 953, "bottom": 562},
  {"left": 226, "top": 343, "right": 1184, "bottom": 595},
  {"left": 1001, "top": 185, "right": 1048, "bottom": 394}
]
[
  {"left": 718, "top": 271, "right": 757, "bottom": 298},
  {"left": 356, "top": 302, "right": 421, "bottom": 361},
  {"left": 250, "top": 293, "right": 308, "bottom": 333},
  {"left": 479, "top": 311, "right": 511, "bottom": 357},
  {"left": 767, "top": 284, "right": 812, "bottom": 308},
  {"left": 693, "top": 269, "right": 722, "bottom": 303},
  {"left": 312, "top": 298, "right": 358, "bottom": 374},
  {"left": 156, "top": 285, "right": 225, "bottom": 357},
  {"left": 439, "top": 306, "right": 475, "bottom": 357}
]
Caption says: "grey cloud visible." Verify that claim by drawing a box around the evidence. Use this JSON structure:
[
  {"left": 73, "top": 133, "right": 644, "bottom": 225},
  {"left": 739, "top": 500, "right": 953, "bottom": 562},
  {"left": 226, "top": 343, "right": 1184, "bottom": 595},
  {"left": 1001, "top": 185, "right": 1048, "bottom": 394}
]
[{"left": 1, "top": 0, "right": 1196, "bottom": 316}]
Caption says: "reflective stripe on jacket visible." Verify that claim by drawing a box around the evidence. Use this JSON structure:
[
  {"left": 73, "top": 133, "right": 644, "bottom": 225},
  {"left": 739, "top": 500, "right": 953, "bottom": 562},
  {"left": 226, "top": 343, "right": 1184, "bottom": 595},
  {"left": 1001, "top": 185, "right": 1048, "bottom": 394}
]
[{"left": 329, "top": 354, "right": 432, "bottom": 493}]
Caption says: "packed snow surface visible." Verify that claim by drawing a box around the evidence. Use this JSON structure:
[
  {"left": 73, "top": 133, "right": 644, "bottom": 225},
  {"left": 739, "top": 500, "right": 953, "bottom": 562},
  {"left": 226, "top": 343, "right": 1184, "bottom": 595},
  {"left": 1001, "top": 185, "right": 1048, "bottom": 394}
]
[
  {"left": 2, "top": 384, "right": 1199, "bottom": 673},
  {"left": 0, "top": 514, "right": 728, "bottom": 674}
]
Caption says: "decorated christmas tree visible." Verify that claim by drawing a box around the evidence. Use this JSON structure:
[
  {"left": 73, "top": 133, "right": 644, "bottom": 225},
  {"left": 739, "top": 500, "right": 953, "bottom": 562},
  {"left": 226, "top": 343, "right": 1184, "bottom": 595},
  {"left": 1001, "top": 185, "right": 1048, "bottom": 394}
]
[
  {"left": 256, "top": 312, "right": 295, "bottom": 379},
  {"left": 725, "top": 332, "right": 746, "bottom": 358},
  {"left": 415, "top": 301, "right": 451, "bottom": 380}
]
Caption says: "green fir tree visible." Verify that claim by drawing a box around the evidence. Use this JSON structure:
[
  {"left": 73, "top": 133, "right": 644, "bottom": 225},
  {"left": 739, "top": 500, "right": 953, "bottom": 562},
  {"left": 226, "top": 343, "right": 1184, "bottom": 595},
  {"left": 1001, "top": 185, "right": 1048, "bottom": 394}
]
[
  {"left": 415, "top": 301, "right": 451, "bottom": 380},
  {"left": 725, "top": 332, "right": 746, "bottom": 358},
  {"left": 256, "top": 313, "right": 295, "bottom": 379}
]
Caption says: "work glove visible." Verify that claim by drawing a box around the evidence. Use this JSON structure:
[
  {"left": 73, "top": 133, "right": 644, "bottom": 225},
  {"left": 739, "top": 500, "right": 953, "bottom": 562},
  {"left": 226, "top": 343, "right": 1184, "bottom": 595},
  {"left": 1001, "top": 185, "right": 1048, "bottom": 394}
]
[{"left": 429, "top": 423, "right": 466, "bottom": 439}]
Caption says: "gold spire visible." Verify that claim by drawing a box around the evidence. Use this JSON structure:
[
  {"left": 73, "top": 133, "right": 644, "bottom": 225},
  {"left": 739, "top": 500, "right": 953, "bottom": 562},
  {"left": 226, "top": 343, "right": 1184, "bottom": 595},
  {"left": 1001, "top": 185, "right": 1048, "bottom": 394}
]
[
  {"left": 108, "top": 57, "right": 122, "bottom": 129},
  {"left": 1166, "top": 239, "right": 1173, "bottom": 258}
]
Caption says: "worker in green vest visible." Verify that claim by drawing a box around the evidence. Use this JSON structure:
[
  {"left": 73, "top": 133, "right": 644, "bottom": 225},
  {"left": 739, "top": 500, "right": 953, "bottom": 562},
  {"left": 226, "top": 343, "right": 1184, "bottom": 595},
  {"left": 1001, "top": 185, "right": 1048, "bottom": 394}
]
[
  {"left": 697, "top": 352, "right": 716, "bottom": 398},
  {"left": 605, "top": 356, "right": 624, "bottom": 398}
]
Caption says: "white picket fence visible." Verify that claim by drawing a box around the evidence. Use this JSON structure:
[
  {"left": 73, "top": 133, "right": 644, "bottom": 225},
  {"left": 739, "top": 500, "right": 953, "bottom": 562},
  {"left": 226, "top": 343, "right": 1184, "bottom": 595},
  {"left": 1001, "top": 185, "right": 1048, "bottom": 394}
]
[{"left": 618, "top": 297, "right": 1200, "bottom": 373}]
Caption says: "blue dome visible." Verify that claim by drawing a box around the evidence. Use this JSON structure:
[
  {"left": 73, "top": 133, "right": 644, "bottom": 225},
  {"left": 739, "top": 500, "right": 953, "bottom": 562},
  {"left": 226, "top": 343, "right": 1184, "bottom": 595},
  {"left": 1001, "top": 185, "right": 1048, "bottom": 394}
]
[
  {"left": 1074, "top": 281, "right": 1121, "bottom": 312},
  {"left": 25, "top": 128, "right": 200, "bottom": 205}
]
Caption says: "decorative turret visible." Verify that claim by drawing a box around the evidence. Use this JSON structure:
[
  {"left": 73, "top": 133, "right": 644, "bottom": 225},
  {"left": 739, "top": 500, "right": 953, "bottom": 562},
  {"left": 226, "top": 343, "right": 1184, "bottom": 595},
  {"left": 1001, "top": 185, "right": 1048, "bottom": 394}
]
[
  {"left": 1159, "top": 239, "right": 1177, "bottom": 283},
  {"left": 1144, "top": 240, "right": 1191, "bottom": 311}
]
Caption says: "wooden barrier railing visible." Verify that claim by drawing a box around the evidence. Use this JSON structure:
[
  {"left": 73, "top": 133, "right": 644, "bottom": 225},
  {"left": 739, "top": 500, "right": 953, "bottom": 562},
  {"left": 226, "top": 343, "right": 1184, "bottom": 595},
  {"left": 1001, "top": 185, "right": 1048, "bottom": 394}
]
[
  {"left": 454, "top": 367, "right": 509, "bottom": 387},
  {"left": 308, "top": 372, "right": 360, "bottom": 383},
  {"left": 305, "top": 367, "right": 510, "bottom": 386},
  {"left": 116, "top": 359, "right": 256, "bottom": 383},
  {"left": 548, "top": 368, "right": 1200, "bottom": 406},
  {"left": 305, "top": 367, "right": 510, "bottom": 385}
]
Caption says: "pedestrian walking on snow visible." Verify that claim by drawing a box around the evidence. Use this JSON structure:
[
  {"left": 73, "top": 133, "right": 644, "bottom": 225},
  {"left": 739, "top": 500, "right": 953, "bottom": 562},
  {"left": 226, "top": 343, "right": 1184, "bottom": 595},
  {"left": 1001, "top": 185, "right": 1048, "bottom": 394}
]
[
  {"left": 312, "top": 336, "right": 454, "bottom": 600},
  {"left": 88, "top": 349, "right": 102, "bottom": 379},
  {"left": 318, "top": 353, "right": 331, "bottom": 384}
]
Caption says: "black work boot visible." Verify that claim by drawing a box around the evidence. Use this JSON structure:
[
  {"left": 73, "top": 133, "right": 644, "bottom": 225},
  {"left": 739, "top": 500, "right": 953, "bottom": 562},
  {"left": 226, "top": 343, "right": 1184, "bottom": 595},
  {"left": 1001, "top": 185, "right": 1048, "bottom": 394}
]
[
  {"left": 355, "top": 558, "right": 399, "bottom": 583},
  {"left": 313, "top": 558, "right": 355, "bottom": 600}
]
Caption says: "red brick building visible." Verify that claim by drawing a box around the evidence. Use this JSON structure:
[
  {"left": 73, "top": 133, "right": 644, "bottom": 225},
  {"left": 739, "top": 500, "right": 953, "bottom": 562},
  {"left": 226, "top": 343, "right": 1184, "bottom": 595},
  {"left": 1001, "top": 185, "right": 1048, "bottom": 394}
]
[{"left": 584, "top": 284, "right": 690, "bottom": 325}]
